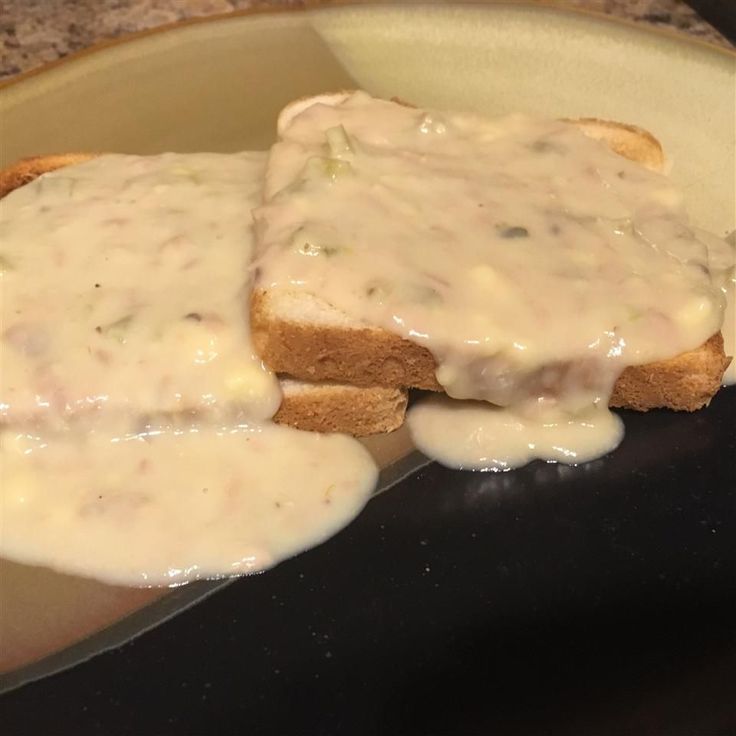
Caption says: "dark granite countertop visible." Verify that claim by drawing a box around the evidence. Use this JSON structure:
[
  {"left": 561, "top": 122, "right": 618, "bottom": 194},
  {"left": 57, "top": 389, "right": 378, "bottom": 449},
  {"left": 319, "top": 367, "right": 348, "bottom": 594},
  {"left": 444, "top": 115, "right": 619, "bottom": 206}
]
[{"left": 1, "top": 0, "right": 732, "bottom": 81}]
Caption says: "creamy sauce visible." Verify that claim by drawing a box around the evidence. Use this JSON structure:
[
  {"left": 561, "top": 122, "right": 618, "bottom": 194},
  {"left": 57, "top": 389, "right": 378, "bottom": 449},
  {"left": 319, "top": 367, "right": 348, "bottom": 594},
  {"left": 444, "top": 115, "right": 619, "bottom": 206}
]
[
  {"left": 0, "top": 153, "right": 378, "bottom": 586},
  {"left": 408, "top": 395, "right": 624, "bottom": 472},
  {"left": 255, "top": 91, "right": 731, "bottom": 470},
  {"left": 0, "top": 154, "right": 279, "bottom": 425},
  {"left": 1, "top": 421, "right": 376, "bottom": 586}
]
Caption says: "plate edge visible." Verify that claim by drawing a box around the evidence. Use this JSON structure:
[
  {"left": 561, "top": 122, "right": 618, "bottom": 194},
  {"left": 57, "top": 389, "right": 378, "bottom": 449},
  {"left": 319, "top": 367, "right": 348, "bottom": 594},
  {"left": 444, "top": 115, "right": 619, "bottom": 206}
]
[{"left": 1, "top": 0, "right": 733, "bottom": 93}]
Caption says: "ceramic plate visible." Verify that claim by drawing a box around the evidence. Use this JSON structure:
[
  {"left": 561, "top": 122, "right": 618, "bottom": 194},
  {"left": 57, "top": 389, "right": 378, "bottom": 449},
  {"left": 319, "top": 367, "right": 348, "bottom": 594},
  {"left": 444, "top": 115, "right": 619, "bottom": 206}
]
[{"left": 1, "top": 3, "right": 734, "bottom": 732}]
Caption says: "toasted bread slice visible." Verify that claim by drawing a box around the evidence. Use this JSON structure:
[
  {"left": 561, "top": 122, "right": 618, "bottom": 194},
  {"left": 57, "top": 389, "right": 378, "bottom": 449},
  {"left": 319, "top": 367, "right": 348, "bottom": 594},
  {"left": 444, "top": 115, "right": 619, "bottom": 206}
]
[
  {"left": 0, "top": 154, "right": 407, "bottom": 436},
  {"left": 275, "top": 379, "right": 408, "bottom": 435},
  {"left": 251, "top": 112, "right": 731, "bottom": 411}
]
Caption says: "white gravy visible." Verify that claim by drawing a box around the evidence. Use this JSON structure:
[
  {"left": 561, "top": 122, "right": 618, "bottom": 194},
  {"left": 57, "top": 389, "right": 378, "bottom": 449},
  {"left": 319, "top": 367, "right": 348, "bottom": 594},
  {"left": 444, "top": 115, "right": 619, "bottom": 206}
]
[
  {"left": 0, "top": 153, "right": 279, "bottom": 425},
  {"left": 255, "top": 91, "right": 732, "bottom": 471},
  {"left": 1, "top": 421, "right": 376, "bottom": 587},
  {"left": 408, "top": 395, "right": 624, "bottom": 472},
  {"left": 0, "top": 153, "right": 378, "bottom": 586}
]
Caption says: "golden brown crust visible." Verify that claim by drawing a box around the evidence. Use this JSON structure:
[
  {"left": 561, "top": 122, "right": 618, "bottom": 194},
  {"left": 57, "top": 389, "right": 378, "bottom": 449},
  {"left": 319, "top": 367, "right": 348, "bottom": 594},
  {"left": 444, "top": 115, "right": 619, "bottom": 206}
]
[
  {"left": 274, "top": 382, "right": 407, "bottom": 436},
  {"left": 251, "top": 290, "right": 442, "bottom": 390},
  {"left": 609, "top": 333, "right": 730, "bottom": 412},
  {"left": 568, "top": 117, "right": 665, "bottom": 172},
  {"left": 253, "top": 288, "right": 730, "bottom": 411},
  {"left": 0, "top": 154, "right": 97, "bottom": 198}
]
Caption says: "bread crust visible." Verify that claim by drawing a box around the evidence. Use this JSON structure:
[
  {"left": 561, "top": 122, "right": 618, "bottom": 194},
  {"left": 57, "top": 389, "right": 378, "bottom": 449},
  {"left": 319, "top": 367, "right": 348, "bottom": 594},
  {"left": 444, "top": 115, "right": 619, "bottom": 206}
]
[
  {"left": 0, "top": 153, "right": 97, "bottom": 198},
  {"left": 563, "top": 117, "right": 665, "bottom": 172},
  {"left": 252, "top": 289, "right": 730, "bottom": 411},
  {"left": 251, "top": 289, "right": 442, "bottom": 390},
  {"left": 609, "top": 333, "right": 729, "bottom": 412},
  {"left": 275, "top": 381, "right": 407, "bottom": 435}
]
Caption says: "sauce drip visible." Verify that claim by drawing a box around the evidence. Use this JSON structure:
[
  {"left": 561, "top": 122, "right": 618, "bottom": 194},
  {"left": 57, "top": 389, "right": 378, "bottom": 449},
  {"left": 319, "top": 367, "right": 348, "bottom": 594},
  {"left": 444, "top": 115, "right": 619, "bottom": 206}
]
[
  {"left": 407, "top": 396, "right": 624, "bottom": 472},
  {"left": 1, "top": 421, "right": 376, "bottom": 587}
]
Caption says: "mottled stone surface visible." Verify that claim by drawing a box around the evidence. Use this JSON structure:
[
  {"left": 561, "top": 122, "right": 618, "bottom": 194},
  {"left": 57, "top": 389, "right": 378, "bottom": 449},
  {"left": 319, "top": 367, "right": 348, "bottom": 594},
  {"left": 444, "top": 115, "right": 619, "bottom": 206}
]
[{"left": 0, "top": 0, "right": 731, "bottom": 80}]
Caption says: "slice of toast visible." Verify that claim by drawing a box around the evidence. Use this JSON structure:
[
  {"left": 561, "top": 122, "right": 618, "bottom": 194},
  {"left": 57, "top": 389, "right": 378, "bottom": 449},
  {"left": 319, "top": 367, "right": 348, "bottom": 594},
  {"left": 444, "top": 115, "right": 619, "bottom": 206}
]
[
  {"left": 251, "top": 107, "right": 731, "bottom": 412},
  {"left": 275, "top": 378, "right": 407, "bottom": 435},
  {"left": 0, "top": 154, "right": 407, "bottom": 436}
]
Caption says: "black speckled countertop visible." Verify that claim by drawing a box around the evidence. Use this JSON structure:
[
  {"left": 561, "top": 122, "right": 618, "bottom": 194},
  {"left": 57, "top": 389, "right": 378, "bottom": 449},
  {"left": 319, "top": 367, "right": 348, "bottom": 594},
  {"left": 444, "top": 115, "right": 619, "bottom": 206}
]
[{"left": 0, "top": 0, "right": 732, "bottom": 81}]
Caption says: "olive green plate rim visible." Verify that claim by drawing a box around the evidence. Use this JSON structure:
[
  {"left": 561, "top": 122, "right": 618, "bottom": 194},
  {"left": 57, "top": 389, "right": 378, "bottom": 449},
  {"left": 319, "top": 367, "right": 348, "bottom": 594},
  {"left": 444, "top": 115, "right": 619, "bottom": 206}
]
[{"left": 0, "top": 0, "right": 733, "bottom": 94}]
